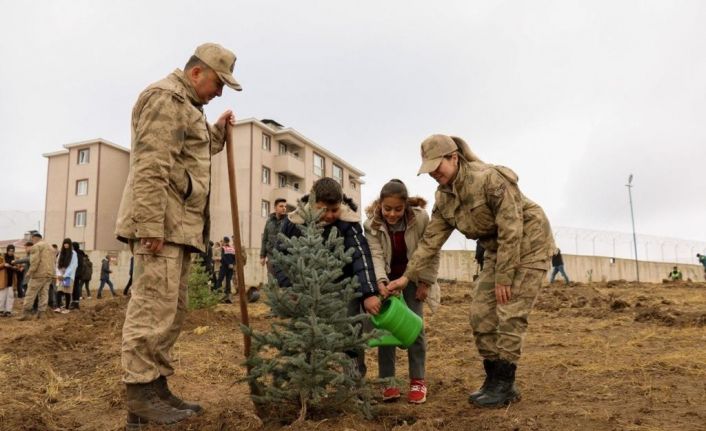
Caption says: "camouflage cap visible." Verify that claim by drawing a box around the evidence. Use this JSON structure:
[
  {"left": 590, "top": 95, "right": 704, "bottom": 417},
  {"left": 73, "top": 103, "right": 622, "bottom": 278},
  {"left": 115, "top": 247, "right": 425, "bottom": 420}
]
[
  {"left": 194, "top": 43, "right": 242, "bottom": 91},
  {"left": 417, "top": 134, "right": 458, "bottom": 175}
]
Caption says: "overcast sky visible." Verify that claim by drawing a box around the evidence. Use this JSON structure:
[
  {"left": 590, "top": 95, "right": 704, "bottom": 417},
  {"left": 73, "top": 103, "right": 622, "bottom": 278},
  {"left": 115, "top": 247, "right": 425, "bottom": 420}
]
[{"left": 2, "top": 0, "right": 705, "bottom": 251}]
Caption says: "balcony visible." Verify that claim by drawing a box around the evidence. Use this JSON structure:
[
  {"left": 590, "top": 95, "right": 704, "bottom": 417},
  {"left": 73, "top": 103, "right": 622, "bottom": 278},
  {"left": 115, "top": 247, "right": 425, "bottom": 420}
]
[
  {"left": 273, "top": 153, "right": 305, "bottom": 177},
  {"left": 270, "top": 185, "right": 305, "bottom": 205}
]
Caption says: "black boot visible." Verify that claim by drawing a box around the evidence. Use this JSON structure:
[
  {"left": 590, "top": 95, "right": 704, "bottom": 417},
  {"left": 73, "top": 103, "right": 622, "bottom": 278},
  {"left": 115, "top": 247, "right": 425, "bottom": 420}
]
[
  {"left": 471, "top": 360, "right": 520, "bottom": 407},
  {"left": 125, "top": 381, "right": 193, "bottom": 429},
  {"left": 153, "top": 375, "right": 204, "bottom": 415},
  {"left": 468, "top": 359, "right": 497, "bottom": 403}
]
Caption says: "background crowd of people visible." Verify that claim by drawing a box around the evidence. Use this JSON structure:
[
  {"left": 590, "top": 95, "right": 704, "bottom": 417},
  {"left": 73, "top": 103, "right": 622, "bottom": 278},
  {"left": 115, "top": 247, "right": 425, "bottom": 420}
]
[{"left": 0, "top": 236, "right": 119, "bottom": 320}]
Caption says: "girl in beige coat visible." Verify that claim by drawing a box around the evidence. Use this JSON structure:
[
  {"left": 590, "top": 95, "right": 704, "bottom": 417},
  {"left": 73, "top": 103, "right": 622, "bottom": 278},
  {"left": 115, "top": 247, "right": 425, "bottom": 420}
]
[{"left": 364, "top": 179, "right": 439, "bottom": 404}]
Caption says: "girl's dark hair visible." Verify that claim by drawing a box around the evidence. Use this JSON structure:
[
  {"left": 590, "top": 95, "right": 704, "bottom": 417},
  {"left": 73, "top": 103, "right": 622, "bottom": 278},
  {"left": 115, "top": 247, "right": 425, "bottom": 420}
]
[
  {"left": 308, "top": 177, "right": 357, "bottom": 211},
  {"left": 379, "top": 179, "right": 408, "bottom": 202},
  {"left": 58, "top": 238, "right": 73, "bottom": 269}
]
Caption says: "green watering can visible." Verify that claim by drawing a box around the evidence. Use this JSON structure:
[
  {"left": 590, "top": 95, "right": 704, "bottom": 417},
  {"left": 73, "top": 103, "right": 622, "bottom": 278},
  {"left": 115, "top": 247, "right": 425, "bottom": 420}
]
[{"left": 368, "top": 295, "right": 423, "bottom": 348}]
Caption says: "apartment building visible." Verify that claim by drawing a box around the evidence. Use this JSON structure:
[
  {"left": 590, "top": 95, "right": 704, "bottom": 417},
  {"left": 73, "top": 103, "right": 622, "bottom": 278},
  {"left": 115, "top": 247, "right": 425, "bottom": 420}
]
[
  {"left": 43, "top": 138, "right": 130, "bottom": 250},
  {"left": 209, "top": 118, "right": 364, "bottom": 249},
  {"left": 42, "top": 119, "right": 365, "bottom": 251}
]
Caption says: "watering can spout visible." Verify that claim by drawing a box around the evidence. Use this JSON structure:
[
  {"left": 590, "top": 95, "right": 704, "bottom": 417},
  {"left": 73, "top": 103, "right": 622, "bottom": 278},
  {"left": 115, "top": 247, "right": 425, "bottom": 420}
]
[
  {"left": 367, "top": 295, "right": 423, "bottom": 349},
  {"left": 368, "top": 333, "right": 403, "bottom": 348}
]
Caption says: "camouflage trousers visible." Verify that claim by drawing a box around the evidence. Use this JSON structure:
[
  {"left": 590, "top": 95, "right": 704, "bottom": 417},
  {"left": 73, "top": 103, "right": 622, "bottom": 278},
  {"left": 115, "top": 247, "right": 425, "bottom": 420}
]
[
  {"left": 470, "top": 257, "right": 546, "bottom": 364},
  {"left": 122, "top": 242, "right": 191, "bottom": 384},
  {"left": 23, "top": 278, "right": 51, "bottom": 313}
]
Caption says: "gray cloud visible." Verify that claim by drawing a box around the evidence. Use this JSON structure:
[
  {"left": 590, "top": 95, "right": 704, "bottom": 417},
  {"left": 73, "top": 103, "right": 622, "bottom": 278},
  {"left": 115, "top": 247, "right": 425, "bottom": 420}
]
[{"left": 1, "top": 0, "right": 704, "bottom": 244}]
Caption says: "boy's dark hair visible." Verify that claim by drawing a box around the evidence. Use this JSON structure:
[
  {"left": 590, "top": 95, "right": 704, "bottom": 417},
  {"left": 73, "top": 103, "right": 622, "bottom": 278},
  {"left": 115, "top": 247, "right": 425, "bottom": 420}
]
[
  {"left": 379, "top": 179, "right": 408, "bottom": 202},
  {"left": 6, "top": 244, "right": 15, "bottom": 251},
  {"left": 31, "top": 232, "right": 43, "bottom": 239},
  {"left": 310, "top": 177, "right": 357, "bottom": 211},
  {"left": 311, "top": 177, "right": 342, "bottom": 205},
  {"left": 24, "top": 241, "right": 33, "bottom": 247},
  {"left": 274, "top": 198, "right": 287, "bottom": 206}
]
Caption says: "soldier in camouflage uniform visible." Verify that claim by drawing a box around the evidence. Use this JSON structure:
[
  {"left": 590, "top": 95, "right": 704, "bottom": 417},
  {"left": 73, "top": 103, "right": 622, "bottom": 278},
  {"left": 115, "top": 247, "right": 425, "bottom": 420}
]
[
  {"left": 18, "top": 233, "right": 56, "bottom": 321},
  {"left": 387, "top": 134, "right": 554, "bottom": 408},
  {"left": 115, "top": 43, "right": 241, "bottom": 428}
]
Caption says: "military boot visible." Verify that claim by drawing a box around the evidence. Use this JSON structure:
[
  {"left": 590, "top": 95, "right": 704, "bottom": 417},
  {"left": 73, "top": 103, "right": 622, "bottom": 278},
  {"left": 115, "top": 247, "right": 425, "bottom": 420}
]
[
  {"left": 468, "top": 359, "right": 497, "bottom": 403},
  {"left": 471, "top": 360, "right": 520, "bottom": 408},
  {"left": 125, "top": 381, "right": 193, "bottom": 430},
  {"left": 17, "top": 312, "right": 34, "bottom": 321},
  {"left": 153, "top": 375, "right": 203, "bottom": 415}
]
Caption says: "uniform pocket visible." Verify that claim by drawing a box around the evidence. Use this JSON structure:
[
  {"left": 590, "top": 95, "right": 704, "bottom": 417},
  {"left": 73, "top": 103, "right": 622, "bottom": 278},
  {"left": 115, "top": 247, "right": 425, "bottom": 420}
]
[
  {"left": 456, "top": 195, "right": 494, "bottom": 238},
  {"left": 169, "top": 165, "right": 190, "bottom": 198},
  {"left": 133, "top": 244, "right": 181, "bottom": 299}
]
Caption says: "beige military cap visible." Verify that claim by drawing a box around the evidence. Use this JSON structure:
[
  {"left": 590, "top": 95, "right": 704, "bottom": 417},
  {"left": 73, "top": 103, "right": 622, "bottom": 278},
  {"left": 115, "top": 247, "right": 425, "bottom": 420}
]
[
  {"left": 194, "top": 43, "right": 242, "bottom": 91},
  {"left": 417, "top": 134, "right": 459, "bottom": 175}
]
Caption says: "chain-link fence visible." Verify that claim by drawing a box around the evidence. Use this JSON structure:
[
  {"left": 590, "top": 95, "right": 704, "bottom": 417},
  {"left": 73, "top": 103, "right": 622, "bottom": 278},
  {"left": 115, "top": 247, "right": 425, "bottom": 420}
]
[{"left": 553, "top": 226, "right": 706, "bottom": 265}]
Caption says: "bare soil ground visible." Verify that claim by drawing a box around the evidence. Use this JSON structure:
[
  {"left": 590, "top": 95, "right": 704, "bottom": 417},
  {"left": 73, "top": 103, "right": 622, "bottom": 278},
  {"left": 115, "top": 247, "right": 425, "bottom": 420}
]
[{"left": 1, "top": 280, "right": 705, "bottom": 431}]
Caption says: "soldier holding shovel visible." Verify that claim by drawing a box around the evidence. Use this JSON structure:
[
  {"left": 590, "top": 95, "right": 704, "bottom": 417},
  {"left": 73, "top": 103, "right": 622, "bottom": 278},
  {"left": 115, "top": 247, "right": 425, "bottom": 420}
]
[{"left": 115, "top": 43, "right": 241, "bottom": 428}]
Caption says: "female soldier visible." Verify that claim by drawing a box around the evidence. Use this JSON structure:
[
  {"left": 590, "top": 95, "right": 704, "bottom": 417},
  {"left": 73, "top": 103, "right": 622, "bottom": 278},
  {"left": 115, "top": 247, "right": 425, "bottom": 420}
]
[{"left": 387, "top": 134, "right": 554, "bottom": 408}]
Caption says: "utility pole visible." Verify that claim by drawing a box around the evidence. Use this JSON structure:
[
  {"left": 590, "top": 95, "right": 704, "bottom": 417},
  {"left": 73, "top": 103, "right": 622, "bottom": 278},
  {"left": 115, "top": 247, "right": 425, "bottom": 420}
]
[{"left": 626, "top": 174, "right": 640, "bottom": 283}]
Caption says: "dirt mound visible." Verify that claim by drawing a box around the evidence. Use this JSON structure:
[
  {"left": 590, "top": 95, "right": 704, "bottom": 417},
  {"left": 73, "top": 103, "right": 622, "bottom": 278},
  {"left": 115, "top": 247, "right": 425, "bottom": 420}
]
[
  {"left": 1, "top": 280, "right": 706, "bottom": 430},
  {"left": 635, "top": 307, "right": 706, "bottom": 327},
  {"left": 535, "top": 283, "right": 609, "bottom": 314}
]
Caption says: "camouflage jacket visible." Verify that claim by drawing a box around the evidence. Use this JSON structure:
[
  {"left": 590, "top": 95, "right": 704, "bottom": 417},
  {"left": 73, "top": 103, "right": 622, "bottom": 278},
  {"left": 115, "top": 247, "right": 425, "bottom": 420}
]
[
  {"left": 27, "top": 241, "right": 56, "bottom": 280},
  {"left": 405, "top": 161, "right": 554, "bottom": 286},
  {"left": 364, "top": 198, "right": 439, "bottom": 284},
  {"left": 115, "top": 69, "right": 226, "bottom": 252},
  {"left": 260, "top": 213, "right": 286, "bottom": 258}
]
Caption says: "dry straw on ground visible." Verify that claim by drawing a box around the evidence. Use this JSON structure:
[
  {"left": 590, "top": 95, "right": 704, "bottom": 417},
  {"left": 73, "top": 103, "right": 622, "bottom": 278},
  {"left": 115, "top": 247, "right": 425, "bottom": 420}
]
[{"left": 0, "top": 280, "right": 704, "bottom": 430}]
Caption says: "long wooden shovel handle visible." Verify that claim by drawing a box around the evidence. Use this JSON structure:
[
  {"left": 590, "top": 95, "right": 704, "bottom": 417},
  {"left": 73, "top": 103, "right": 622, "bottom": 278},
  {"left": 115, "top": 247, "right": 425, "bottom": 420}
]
[{"left": 225, "top": 125, "right": 251, "bottom": 358}]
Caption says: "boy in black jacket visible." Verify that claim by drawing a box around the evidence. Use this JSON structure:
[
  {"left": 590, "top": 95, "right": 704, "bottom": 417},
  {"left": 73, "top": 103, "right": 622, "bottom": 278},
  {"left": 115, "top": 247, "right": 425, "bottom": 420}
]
[{"left": 275, "top": 177, "right": 380, "bottom": 376}]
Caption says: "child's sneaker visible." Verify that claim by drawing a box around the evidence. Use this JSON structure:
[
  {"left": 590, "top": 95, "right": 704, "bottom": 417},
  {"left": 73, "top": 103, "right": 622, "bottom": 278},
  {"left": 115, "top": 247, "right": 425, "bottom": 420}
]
[
  {"left": 408, "top": 379, "right": 427, "bottom": 404},
  {"left": 53, "top": 308, "right": 62, "bottom": 313},
  {"left": 382, "top": 387, "right": 401, "bottom": 402}
]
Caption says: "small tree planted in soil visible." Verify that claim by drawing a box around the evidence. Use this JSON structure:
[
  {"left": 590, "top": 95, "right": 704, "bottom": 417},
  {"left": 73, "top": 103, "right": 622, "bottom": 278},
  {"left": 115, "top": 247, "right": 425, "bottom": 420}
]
[
  {"left": 241, "top": 200, "right": 374, "bottom": 423},
  {"left": 188, "top": 257, "right": 220, "bottom": 310}
]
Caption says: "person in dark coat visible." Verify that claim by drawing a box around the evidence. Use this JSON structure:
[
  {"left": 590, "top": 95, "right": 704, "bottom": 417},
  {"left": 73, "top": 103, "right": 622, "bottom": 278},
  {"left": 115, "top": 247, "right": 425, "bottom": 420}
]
[
  {"left": 3, "top": 245, "right": 19, "bottom": 297},
  {"left": 549, "top": 248, "right": 570, "bottom": 284},
  {"left": 80, "top": 255, "right": 93, "bottom": 298},
  {"left": 97, "top": 256, "right": 116, "bottom": 298},
  {"left": 274, "top": 177, "right": 380, "bottom": 378},
  {"left": 70, "top": 242, "right": 86, "bottom": 309}
]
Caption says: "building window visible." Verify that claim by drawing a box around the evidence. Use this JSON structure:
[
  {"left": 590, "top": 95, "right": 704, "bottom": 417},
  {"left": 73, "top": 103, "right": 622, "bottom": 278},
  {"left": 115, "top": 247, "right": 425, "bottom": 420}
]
[
  {"left": 262, "top": 166, "right": 271, "bottom": 184},
  {"left": 261, "top": 200, "right": 270, "bottom": 218},
  {"left": 279, "top": 142, "right": 287, "bottom": 155},
  {"left": 76, "top": 179, "right": 88, "bottom": 196},
  {"left": 77, "top": 148, "right": 90, "bottom": 165},
  {"left": 74, "top": 210, "right": 87, "bottom": 227},
  {"left": 262, "top": 134, "right": 271, "bottom": 151},
  {"left": 278, "top": 174, "right": 287, "bottom": 188},
  {"left": 313, "top": 153, "right": 325, "bottom": 177},
  {"left": 350, "top": 176, "right": 357, "bottom": 190},
  {"left": 332, "top": 164, "right": 343, "bottom": 185}
]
